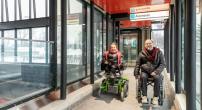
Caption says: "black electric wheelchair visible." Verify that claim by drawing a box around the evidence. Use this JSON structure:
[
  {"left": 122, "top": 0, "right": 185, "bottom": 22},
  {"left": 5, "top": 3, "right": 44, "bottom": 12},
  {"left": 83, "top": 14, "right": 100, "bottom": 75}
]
[
  {"left": 99, "top": 63, "right": 129, "bottom": 101},
  {"left": 136, "top": 73, "right": 165, "bottom": 106}
]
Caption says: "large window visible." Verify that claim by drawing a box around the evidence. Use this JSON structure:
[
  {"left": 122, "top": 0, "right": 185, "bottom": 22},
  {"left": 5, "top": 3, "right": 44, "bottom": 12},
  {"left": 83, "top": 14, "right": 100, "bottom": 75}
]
[
  {"left": 94, "top": 10, "right": 103, "bottom": 73},
  {"left": 66, "top": 0, "right": 86, "bottom": 83},
  {"left": 4, "top": 30, "right": 15, "bottom": 62},
  {"left": 0, "top": 28, "right": 52, "bottom": 108},
  {"left": 17, "top": 29, "right": 29, "bottom": 62},
  {"left": 32, "top": 28, "right": 46, "bottom": 63}
]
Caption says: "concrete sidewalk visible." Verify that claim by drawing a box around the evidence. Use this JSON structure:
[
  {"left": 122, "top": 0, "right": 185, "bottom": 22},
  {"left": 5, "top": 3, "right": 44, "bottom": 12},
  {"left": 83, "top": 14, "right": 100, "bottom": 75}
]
[{"left": 74, "top": 68, "right": 175, "bottom": 110}]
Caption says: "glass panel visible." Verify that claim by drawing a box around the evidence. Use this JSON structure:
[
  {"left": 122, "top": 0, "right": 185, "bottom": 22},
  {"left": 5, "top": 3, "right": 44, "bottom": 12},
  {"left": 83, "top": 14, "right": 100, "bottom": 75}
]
[
  {"left": 66, "top": 0, "right": 86, "bottom": 83},
  {"left": 0, "top": 41, "right": 53, "bottom": 107},
  {"left": 69, "top": 0, "right": 82, "bottom": 14},
  {"left": 87, "top": 5, "right": 90, "bottom": 76},
  {"left": 196, "top": 0, "right": 201, "bottom": 108},
  {"left": 17, "top": 29, "right": 29, "bottom": 39},
  {"left": 120, "top": 34, "right": 138, "bottom": 66},
  {"left": 17, "top": 40, "right": 29, "bottom": 63},
  {"left": 32, "top": 27, "right": 46, "bottom": 40},
  {"left": 0, "top": 39, "right": 1, "bottom": 62},
  {"left": 31, "top": 0, "right": 34, "bottom": 18},
  {"left": 108, "top": 19, "right": 113, "bottom": 45},
  {"left": 32, "top": 42, "right": 46, "bottom": 63},
  {"left": 47, "top": 0, "right": 49, "bottom": 17},
  {"left": 0, "top": 0, "right": 2, "bottom": 22},
  {"left": 16, "top": 0, "right": 20, "bottom": 20},
  {"left": 35, "top": 0, "right": 45, "bottom": 18},
  {"left": 4, "top": 30, "right": 15, "bottom": 38},
  {"left": 151, "top": 30, "right": 164, "bottom": 54},
  {"left": 7, "top": 0, "right": 15, "bottom": 21},
  {"left": 103, "top": 16, "right": 107, "bottom": 52},
  {"left": 3, "top": 0, "right": 7, "bottom": 22},
  {"left": 4, "top": 30, "right": 15, "bottom": 62},
  {"left": 21, "top": 0, "right": 29, "bottom": 19},
  {"left": 4, "top": 39, "right": 15, "bottom": 62},
  {"left": 94, "top": 10, "right": 102, "bottom": 73}
]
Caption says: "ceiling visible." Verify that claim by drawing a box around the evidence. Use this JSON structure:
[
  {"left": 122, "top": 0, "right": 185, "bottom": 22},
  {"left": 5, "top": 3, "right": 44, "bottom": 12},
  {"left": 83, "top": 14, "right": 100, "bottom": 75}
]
[
  {"left": 93, "top": 0, "right": 171, "bottom": 14},
  {"left": 93, "top": 0, "right": 171, "bottom": 28}
]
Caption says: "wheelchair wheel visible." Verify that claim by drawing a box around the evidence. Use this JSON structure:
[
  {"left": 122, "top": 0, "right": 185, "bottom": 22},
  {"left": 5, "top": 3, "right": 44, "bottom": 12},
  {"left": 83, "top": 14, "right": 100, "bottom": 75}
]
[
  {"left": 136, "top": 79, "right": 142, "bottom": 103},
  {"left": 124, "top": 81, "right": 129, "bottom": 97},
  {"left": 98, "top": 88, "right": 103, "bottom": 98},
  {"left": 158, "top": 77, "right": 164, "bottom": 105},
  {"left": 120, "top": 82, "right": 128, "bottom": 101}
]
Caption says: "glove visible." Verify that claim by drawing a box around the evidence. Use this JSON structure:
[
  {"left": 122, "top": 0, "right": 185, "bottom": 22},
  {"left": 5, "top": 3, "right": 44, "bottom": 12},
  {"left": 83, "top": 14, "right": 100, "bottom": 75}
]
[{"left": 151, "top": 72, "right": 156, "bottom": 76}]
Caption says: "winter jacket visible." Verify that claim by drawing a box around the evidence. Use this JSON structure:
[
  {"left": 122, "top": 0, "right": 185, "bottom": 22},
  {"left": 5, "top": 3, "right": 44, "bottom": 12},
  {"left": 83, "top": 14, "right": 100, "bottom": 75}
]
[{"left": 134, "top": 48, "right": 166, "bottom": 76}]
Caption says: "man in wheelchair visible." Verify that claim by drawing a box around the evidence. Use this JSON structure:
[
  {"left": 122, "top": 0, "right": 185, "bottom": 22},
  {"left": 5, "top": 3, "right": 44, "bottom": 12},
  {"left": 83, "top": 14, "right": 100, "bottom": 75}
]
[{"left": 134, "top": 39, "right": 166, "bottom": 105}]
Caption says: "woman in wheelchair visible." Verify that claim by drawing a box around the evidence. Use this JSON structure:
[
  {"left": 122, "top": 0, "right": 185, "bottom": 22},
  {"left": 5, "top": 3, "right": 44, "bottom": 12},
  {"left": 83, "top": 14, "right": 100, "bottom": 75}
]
[
  {"left": 134, "top": 39, "right": 166, "bottom": 105},
  {"left": 101, "top": 42, "right": 124, "bottom": 74}
]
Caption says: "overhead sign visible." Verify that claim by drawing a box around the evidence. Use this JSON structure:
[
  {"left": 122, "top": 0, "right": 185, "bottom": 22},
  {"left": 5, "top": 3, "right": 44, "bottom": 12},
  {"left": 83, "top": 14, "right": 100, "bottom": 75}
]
[
  {"left": 130, "top": 3, "right": 169, "bottom": 13},
  {"left": 130, "top": 11, "right": 169, "bottom": 21}
]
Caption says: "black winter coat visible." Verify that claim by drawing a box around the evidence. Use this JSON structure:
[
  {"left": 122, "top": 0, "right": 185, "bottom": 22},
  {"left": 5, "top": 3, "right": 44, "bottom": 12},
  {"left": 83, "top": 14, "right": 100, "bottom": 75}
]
[{"left": 134, "top": 48, "right": 166, "bottom": 76}]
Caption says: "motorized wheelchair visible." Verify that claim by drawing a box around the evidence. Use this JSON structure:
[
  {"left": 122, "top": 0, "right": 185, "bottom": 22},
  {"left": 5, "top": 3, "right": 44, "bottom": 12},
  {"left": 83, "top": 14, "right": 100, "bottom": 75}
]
[
  {"left": 136, "top": 72, "right": 164, "bottom": 105},
  {"left": 98, "top": 63, "right": 129, "bottom": 101}
]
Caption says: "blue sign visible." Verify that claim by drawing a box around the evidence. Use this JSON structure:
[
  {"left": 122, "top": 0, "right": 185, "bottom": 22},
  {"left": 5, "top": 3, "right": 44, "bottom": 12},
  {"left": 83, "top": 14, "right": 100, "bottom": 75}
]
[{"left": 130, "top": 13, "right": 136, "bottom": 20}]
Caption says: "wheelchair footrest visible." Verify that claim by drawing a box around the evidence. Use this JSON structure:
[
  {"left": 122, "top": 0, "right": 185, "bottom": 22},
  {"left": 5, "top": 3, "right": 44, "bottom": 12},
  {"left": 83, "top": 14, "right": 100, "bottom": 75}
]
[{"left": 108, "top": 85, "right": 119, "bottom": 94}]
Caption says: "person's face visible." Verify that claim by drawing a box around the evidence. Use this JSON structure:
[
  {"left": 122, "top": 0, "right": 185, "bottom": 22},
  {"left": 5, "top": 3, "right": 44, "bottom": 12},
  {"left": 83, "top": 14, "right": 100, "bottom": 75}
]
[
  {"left": 145, "top": 40, "right": 154, "bottom": 50},
  {"left": 110, "top": 44, "right": 117, "bottom": 52}
]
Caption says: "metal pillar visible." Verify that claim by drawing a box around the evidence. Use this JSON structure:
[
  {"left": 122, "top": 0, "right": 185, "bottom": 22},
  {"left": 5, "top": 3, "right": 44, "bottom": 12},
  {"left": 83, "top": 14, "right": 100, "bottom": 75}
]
[
  {"left": 49, "top": 0, "right": 57, "bottom": 88},
  {"left": 106, "top": 13, "right": 109, "bottom": 50},
  {"left": 175, "top": 0, "right": 182, "bottom": 93},
  {"left": 90, "top": 0, "right": 94, "bottom": 84},
  {"left": 185, "top": 0, "right": 196, "bottom": 109},
  {"left": 61, "top": 0, "right": 67, "bottom": 99},
  {"left": 170, "top": 4, "right": 175, "bottom": 81}
]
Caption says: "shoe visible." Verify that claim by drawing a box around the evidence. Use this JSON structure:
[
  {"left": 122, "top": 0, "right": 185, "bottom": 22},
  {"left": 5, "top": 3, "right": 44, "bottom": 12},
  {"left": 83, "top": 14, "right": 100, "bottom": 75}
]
[
  {"left": 152, "top": 97, "right": 158, "bottom": 105},
  {"left": 141, "top": 96, "right": 147, "bottom": 103}
]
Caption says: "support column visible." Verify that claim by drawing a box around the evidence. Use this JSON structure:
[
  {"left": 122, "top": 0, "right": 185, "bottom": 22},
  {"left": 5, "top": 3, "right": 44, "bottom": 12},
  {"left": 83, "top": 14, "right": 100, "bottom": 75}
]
[
  {"left": 185, "top": 0, "right": 196, "bottom": 109},
  {"left": 175, "top": 0, "right": 182, "bottom": 93},
  {"left": 60, "top": 0, "right": 67, "bottom": 99},
  {"left": 90, "top": 0, "right": 94, "bottom": 84},
  {"left": 170, "top": 4, "right": 175, "bottom": 81}
]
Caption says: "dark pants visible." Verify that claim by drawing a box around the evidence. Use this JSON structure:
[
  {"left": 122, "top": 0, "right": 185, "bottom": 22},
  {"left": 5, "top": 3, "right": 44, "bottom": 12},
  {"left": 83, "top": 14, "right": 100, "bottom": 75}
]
[{"left": 141, "top": 72, "right": 162, "bottom": 97}]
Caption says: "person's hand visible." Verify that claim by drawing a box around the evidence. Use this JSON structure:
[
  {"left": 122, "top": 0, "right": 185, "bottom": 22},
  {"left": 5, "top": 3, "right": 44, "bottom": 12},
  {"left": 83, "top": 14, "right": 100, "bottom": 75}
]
[
  {"left": 135, "top": 75, "right": 140, "bottom": 79},
  {"left": 151, "top": 72, "right": 156, "bottom": 76}
]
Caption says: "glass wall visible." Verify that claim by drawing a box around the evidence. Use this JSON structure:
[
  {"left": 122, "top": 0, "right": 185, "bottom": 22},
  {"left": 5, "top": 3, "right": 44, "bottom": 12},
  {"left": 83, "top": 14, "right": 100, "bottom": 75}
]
[
  {"left": 0, "top": 0, "right": 52, "bottom": 108},
  {"left": 66, "top": 0, "right": 87, "bottom": 83},
  {"left": 0, "top": 28, "right": 52, "bottom": 107},
  {"left": 196, "top": 0, "right": 201, "bottom": 108},
  {"left": 94, "top": 10, "right": 103, "bottom": 73}
]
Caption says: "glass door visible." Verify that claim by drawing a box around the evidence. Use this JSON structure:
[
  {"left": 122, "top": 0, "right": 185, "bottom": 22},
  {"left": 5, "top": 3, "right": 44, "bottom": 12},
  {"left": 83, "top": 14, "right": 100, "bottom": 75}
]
[{"left": 120, "top": 33, "right": 138, "bottom": 67}]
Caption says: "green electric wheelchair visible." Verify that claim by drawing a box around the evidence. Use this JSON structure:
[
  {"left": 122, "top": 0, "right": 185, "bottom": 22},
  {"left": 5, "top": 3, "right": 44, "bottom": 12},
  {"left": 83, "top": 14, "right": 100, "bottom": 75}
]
[{"left": 98, "top": 64, "right": 129, "bottom": 101}]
